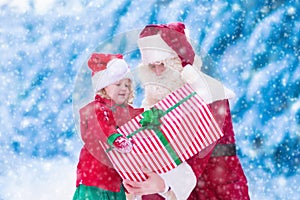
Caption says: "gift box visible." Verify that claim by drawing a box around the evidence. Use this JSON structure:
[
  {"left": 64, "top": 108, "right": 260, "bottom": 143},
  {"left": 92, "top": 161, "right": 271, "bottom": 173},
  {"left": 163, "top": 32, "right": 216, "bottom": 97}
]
[{"left": 101, "top": 84, "right": 223, "bottom": 182}]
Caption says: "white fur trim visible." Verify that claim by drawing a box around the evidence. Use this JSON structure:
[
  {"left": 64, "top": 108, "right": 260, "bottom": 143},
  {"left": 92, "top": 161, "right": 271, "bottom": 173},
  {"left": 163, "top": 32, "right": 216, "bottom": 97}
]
[
  {"left": 193, "top": 54, "right": 203, "bottom": 70},
  {"left": 138, "top": 35, "right": 177, "bottom": 65},
  {"left": 91, "top": 58, "right": 129, "bottom": 93},
  {"left": 159, "top": 162, "right": 196, "bottom": 200},
  {"left": 181, "top": 64, "right": 235, "bottom": 104}
]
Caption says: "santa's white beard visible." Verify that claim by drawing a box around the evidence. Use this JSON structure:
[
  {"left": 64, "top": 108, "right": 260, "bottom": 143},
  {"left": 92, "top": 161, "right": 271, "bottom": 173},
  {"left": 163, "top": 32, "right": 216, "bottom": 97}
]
[{"left": 138, "top": 63, "right": 185, "bottom": 108}]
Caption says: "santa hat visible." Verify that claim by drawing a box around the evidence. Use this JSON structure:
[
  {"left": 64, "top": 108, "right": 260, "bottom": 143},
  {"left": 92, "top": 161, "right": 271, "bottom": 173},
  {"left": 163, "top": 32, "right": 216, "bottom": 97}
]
[
  {"left": 87, "top": 53, "right": 129, "bottom": 93},
  {"left": 138, "top": 22, "right": 195, "bottom": 68},
  {"left": 137, "top": 23, "right": 235, "bottom": 107}
]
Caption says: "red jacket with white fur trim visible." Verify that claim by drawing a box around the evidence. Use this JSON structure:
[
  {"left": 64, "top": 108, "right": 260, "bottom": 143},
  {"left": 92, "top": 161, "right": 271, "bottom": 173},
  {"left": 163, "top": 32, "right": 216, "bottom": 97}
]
[{"left": 75, "top": 95, "right": 143, "bottom": 192}]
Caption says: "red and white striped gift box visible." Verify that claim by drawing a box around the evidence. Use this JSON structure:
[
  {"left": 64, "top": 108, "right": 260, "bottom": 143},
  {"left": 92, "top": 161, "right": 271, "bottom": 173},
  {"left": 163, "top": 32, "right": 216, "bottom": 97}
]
[{"left": 102, "top": 84, "right": 223, "bottom": 182}]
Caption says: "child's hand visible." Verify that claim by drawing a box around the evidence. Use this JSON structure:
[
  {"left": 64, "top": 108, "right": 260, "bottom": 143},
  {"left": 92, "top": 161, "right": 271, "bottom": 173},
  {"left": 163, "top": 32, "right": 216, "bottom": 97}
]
[{"left": 113, "top": 136, "right": 133, "bottom": 153}]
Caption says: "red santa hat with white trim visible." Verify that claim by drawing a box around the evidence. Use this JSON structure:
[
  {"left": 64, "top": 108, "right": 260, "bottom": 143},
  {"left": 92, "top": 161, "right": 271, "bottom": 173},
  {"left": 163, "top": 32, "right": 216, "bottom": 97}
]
[
  {"left": 87, "top": 53, "right": 129, "bottom": 93},
  {"left": 137, "top": 22, "right": 196, "bottom": 68},
  {"left": 137, "top": 22, "right": 235, "bottom": 105}
]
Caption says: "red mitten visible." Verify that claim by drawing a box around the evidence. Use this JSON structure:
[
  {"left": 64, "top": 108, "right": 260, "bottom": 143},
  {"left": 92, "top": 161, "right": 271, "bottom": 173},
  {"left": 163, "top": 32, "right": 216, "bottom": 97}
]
[{"left": 113, "top": 136, "right": 133, "bottom": 153}]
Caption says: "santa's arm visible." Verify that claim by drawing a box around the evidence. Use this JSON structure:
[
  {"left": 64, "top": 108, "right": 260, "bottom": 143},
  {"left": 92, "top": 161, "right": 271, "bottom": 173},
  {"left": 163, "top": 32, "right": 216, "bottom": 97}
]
[
  {"left": 123, "top": 147, "right": 215, "bottom": 199},
  {"left": 123, "top": 162, "right": 196, "bottom": 200},
  {"left": 159, "top": 63, "right": 231, "bottom": 198},
  {"left": 181, "top": 64, "right": 235, "bottom": 104},
  {"left": 158, "top": 162, "right": 197, "bottom": 199}
]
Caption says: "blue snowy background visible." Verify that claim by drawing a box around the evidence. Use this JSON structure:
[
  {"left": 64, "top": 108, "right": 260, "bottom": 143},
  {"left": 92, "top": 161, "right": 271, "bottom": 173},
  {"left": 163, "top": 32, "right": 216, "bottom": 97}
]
[{"left": 0, "top": 0, "right": 299, "bottom": 199}]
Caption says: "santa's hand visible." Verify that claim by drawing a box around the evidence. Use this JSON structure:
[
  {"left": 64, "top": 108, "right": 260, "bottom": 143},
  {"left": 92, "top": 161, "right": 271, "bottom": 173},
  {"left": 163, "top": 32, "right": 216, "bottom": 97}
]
[
  {"left": 123, "top": 168, "right": 167, "bottom": 195},
  {"left": 180, "top": 64, "right": 200, "bottom": 84},
  {"left": 113, "top": 135, "right": 133, "bottom": 153}
]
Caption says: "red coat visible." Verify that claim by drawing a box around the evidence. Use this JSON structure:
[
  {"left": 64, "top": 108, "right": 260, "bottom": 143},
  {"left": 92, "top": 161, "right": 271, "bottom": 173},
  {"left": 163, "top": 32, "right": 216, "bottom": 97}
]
[
  {"left": 75, "top": 95, "right": 143, "bottom": 192},
  {"left": 142, "top": 100, "right": 249, "bottom": 199}
]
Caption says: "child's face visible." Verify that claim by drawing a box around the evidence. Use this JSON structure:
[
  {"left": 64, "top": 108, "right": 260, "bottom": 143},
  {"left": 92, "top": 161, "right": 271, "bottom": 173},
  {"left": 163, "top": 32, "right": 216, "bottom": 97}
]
[{"left": 104, "top": 78, "right": 131, "bottom": 104}]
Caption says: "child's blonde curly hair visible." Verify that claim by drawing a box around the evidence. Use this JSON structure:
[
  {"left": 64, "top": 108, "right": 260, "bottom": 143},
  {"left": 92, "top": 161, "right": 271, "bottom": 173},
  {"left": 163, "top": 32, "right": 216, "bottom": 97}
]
[{"left": 96, "top": 78, "right": 135, "bottom": 105}]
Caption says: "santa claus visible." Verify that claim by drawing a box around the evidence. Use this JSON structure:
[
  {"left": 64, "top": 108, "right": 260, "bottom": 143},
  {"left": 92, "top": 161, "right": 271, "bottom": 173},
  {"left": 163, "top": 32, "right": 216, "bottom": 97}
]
[{"left": 124, "top": 22, "right": 250, "bottom": 200}]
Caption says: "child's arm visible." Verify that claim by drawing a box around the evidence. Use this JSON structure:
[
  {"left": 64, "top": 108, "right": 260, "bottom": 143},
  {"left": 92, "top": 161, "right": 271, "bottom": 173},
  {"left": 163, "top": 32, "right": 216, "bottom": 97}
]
[{"left": 95, "top": 103, "right": 133, "bottom": 153}]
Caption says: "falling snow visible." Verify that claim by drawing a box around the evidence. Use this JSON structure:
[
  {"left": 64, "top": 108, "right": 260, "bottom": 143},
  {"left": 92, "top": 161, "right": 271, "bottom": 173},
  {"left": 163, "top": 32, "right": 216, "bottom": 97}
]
[{"left": 0, "top": 0, "right": 299, "bottom": 200}]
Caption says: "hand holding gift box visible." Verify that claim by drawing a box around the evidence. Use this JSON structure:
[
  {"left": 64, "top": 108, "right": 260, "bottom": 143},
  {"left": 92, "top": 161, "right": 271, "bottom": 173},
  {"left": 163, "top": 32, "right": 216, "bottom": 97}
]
[{"left": 100, "top": 83, "right": 223, "bottom": 182}]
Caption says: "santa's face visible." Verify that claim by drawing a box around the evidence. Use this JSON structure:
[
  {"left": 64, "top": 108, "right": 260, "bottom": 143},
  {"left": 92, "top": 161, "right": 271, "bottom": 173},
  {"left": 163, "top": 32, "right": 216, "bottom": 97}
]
[{"left": 138, "top": 58, "right": 186, "bottom": 107}]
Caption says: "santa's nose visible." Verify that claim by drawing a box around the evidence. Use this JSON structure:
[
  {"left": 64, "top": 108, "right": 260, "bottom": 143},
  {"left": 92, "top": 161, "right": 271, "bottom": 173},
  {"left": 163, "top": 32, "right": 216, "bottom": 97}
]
[{"left": 150, "top": 63, "right": 166, "bottom": 76}]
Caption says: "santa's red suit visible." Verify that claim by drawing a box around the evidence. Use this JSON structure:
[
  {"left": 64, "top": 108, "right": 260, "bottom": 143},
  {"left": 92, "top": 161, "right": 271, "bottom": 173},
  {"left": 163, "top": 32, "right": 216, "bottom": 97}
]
[
  {"left": 137, "top": 22, "right": 250, "bottom": 200},
  {"left": 187, "top": 99, "right": 249, "bottom": 200},
  {"left": 141, "top": 100, "right": 249, "bottom": 200}
]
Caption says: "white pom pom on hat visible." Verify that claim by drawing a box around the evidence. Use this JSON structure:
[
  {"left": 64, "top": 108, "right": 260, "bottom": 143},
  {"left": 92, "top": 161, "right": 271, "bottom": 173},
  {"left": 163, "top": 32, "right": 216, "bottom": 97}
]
[{"left": 87, "top": 53, "right": 129, "bottom": 93}]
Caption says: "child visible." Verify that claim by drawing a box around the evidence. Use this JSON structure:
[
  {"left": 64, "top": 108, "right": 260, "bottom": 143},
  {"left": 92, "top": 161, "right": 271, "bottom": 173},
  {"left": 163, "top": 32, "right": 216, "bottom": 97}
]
[{"left": 73, "top": 53, "right": 143, "bottom": 200}]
